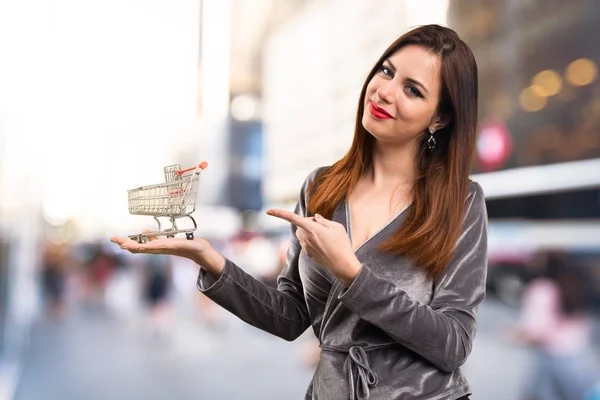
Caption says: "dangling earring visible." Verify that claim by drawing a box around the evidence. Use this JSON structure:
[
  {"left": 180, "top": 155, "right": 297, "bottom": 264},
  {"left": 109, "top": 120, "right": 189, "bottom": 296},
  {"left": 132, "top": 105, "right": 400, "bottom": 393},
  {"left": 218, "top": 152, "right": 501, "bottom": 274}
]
[{"left": 427, "top": 127, "right": 436, "bottom": 152}]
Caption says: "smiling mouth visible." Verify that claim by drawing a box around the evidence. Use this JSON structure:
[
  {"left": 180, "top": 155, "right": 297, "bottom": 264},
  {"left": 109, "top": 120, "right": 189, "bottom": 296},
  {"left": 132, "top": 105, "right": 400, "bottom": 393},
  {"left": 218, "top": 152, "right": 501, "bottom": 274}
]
[{"left": 368, "top": 101, "right": 393, "bottom": 119}]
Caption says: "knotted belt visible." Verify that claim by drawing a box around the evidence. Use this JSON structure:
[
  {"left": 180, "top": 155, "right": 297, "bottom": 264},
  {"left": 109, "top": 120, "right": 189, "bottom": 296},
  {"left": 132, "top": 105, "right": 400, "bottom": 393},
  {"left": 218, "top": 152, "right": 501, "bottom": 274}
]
[{"left": 344, "top": 346, "right": 379, "bottom": 400}]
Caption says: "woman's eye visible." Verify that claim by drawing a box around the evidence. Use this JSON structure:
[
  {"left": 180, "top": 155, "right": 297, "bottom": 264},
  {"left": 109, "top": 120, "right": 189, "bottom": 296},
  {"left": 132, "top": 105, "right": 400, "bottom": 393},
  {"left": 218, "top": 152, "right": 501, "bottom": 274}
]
[
  {"left": 379, "top": 65, "right": 393, "bottom": 77},
  {"left": 405, "top": 85, "right": 422, "bottom": 98}
]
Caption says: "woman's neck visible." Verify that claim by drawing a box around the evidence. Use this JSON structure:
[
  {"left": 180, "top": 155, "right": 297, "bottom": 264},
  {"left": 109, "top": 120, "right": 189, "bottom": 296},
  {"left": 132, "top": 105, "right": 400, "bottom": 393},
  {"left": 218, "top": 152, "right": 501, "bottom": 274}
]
[{"left": 367, "top": 140, "right": 417, "bottom": 188}]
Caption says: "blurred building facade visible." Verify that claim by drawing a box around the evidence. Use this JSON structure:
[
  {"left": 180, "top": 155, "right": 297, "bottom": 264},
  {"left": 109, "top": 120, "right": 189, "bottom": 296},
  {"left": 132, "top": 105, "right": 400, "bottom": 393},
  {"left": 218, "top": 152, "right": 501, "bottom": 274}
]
[
  {"left": 450, "top": 0, "right": 600, "bottom": 207},
  {"left": 449, "top": 0, "right": 600, "bottom": 304},
  {"left": 204, "top": 0, "right": 303, "bottom": 211}
]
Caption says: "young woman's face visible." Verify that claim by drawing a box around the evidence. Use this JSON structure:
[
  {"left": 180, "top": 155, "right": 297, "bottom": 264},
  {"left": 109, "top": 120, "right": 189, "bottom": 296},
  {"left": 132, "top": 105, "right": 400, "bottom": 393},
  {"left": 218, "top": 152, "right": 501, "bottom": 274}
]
[{"left": 362, "top": 45, "right": 442, "bottom": 146}]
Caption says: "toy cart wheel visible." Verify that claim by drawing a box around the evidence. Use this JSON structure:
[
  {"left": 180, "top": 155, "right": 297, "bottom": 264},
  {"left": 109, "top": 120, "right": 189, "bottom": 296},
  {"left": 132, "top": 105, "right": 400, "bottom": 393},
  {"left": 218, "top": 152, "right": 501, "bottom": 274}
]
[
  {"left": 167, "top": 234, "right": 175, "bottom": 239},
  {"left": 138, "top": 236, "right": 147, "bottom": 244},
  {"left": 186, "top": 233, "right": 194, "bottom": 240}
]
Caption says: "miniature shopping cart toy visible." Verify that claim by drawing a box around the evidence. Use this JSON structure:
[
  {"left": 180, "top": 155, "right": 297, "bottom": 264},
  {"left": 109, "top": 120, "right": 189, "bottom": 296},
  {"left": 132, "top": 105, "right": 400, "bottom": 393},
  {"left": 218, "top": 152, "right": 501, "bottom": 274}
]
[{"left": 127, "top": 161, "right": 208, "bottom": 243}]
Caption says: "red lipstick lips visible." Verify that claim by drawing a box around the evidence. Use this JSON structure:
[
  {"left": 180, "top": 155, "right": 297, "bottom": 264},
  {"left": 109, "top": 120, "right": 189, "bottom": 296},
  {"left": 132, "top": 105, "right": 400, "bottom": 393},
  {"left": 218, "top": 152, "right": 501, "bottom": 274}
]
[{"left": 368, "top": 101, "right": 393, "bottom": 119}]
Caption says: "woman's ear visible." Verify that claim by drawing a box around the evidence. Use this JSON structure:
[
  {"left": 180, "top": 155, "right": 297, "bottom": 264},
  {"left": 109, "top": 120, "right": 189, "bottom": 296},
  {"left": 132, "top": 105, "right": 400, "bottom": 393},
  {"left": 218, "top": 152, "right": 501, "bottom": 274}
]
[{"left": 430, "top": 113, "right": 452, "bottom": 132}]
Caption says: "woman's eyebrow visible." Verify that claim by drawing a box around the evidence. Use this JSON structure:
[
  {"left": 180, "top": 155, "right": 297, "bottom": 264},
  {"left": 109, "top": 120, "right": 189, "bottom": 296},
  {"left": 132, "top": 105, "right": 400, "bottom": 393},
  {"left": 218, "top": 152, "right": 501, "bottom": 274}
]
[
  {"left": 383, "top": 58, "right": 396, "bottom": 73},
  {"left": 384, "top": 58, "right": 429, "bottom": 94}
]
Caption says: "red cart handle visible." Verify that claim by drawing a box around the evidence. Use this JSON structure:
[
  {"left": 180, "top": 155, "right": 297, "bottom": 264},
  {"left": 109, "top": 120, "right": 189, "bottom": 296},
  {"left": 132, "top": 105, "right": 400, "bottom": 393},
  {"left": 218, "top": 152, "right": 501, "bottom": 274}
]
[{"left": 176, "top": 161, "right": 208, "bottom": 176}]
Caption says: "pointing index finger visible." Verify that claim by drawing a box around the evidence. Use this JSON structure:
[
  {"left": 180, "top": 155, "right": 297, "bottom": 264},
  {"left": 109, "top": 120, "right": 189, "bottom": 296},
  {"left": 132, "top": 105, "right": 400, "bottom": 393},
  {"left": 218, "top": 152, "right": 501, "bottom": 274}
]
[{"left": 267, "top": 209, "right": 311, "bottom": 230}]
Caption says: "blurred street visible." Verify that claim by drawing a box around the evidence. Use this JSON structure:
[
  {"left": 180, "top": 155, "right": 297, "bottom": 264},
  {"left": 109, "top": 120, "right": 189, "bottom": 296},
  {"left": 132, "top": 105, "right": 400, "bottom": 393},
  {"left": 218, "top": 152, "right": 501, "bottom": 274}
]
[
  {"left": 13, "top": 301, "right": 314, "bottom": 400},
  {"left": 13, "top": 295, "right": 582, "bottom": 400}
]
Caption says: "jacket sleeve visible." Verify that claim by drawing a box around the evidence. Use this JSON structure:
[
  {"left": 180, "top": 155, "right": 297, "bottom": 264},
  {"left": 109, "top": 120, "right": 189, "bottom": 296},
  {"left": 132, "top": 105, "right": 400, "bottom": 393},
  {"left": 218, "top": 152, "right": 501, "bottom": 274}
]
[
  {"left": 195, "top": 169, "right": 322, "bottom": 341},
  {"left": 338, "top": 182, "right": 488, "bottom": 372}
]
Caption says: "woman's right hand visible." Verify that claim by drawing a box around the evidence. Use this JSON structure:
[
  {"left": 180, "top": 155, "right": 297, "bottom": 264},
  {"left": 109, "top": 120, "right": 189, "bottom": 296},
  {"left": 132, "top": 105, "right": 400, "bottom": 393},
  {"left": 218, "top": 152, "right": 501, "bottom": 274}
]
[{"left": 110, "top": 232, "right": 226, "bottom": 278}]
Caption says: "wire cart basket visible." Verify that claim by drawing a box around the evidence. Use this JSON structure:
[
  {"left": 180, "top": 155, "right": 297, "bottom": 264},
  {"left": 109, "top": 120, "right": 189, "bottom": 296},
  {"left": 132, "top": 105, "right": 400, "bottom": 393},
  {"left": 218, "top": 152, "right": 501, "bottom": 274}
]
[{"left": 127, "top": 161, "right": 207, "bottom": 243}]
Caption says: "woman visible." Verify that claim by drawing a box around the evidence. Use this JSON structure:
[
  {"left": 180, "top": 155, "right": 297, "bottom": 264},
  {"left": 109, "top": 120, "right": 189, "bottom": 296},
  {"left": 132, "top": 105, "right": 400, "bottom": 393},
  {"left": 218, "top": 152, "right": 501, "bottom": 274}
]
[{"left": 112, "top": 24, "right": 487, "bottom": 399}]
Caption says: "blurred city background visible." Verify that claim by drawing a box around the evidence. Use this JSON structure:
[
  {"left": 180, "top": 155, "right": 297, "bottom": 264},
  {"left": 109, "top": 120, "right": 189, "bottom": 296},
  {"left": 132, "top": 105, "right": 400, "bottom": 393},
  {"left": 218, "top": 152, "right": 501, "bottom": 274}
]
[{"left": 0, "top": 0, "right": 599, "bottom": 399}]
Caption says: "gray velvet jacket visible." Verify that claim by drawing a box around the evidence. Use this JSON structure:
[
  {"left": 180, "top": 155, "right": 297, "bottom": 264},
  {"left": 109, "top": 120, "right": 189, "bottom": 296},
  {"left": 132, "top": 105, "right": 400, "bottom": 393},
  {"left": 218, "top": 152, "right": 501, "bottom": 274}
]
[{"left": 197, "top": 167, "right": 488, "bottom": 400}]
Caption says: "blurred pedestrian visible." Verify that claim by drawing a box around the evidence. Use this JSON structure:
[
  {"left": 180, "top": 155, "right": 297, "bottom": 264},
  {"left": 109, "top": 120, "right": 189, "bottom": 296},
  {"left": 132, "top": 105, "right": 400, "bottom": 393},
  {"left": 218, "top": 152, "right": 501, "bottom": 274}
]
[
  {"left": 140, "top": 254, "right": 174, "bottom": 339},
  {"left": 506, "top": 251, "right": 599, "bottom": 400},
  {"left": 40, "top": 240, "right": 69, "bottom": 321},
  {"left": 84, "top": 242, "right": 119, "bottom": 309}
]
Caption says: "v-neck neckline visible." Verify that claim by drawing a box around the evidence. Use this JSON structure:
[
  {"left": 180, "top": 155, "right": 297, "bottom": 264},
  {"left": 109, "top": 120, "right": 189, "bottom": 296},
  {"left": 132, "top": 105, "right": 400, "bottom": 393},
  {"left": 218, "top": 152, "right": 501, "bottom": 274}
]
[{"left": 345, "top": 201, "right": 410, "bottom": 254}]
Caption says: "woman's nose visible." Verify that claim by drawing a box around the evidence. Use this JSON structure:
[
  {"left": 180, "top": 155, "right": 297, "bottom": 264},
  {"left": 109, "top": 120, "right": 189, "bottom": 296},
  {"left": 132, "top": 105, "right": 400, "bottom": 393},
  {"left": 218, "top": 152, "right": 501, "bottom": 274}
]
[{"left": 376, "top": 81, "right": 396, "bottom": 104}]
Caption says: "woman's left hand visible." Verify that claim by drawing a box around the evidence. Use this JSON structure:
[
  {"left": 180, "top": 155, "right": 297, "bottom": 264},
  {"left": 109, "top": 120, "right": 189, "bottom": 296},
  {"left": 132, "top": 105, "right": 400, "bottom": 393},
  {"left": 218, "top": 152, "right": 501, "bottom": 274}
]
[{"left": 267, "top": 209, "right": 362, "bottom": 286}]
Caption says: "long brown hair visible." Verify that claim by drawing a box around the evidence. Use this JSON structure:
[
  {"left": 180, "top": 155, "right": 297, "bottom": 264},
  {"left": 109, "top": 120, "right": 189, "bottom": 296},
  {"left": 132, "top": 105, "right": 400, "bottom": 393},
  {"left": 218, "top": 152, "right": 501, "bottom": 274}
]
[{"left": 306, "top": 25, "right": 479, "bottom": 280}]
